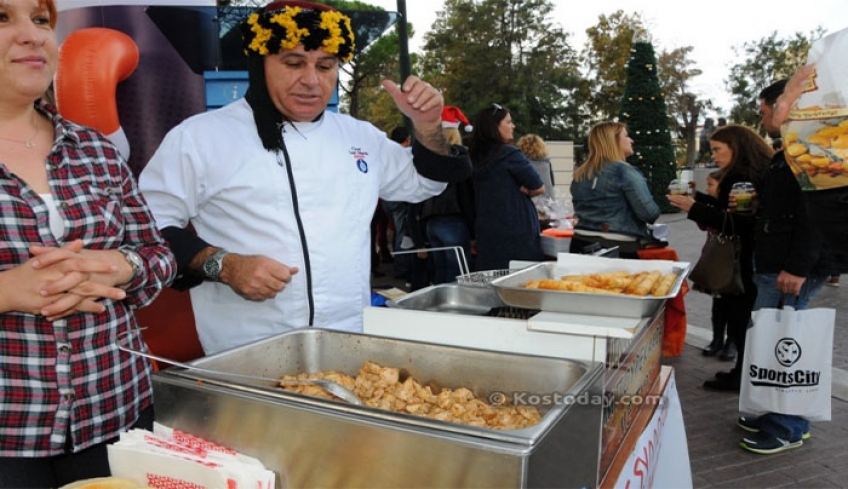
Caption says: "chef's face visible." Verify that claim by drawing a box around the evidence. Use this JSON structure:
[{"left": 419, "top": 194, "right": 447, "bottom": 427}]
[{"left": 264, "top": 45, "right": 339, "bottom": 122}]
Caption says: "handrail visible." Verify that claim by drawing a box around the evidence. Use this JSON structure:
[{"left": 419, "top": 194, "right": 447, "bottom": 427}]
[{"left": 391, "top": 245, "right": 469, "bottom": 277}]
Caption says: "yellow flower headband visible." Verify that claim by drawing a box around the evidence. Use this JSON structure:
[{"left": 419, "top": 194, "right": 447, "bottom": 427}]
[{"left": 241, "top": 2, "right": 355, "bottom": 62}]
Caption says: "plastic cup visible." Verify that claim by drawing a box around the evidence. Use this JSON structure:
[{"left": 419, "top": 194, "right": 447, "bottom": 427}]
[
  {"left": 667, "top": 179, "right": 688, "bottom": 196},
  {"left": 730, "top": 182, "right": 755, "bottom": 213}
]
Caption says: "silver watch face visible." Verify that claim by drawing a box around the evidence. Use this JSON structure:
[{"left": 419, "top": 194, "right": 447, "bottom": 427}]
[
  {"left": 204, "top": 259, "right": 221, "bottom": 278},
  {"left": 203, "top": 251, "right": 226, "bottom": 280}
]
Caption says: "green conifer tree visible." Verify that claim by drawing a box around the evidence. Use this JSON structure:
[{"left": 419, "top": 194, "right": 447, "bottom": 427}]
[{"left": 619, "top": 38, "right": 677, "bottom": 212}]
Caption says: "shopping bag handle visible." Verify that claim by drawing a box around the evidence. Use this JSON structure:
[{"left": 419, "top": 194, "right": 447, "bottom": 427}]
[{"left": 776, "top": 295, "right": 800, "bottom": 310}]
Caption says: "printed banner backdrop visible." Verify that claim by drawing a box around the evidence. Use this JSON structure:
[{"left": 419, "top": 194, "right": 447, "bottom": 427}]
[
  {"left": 613, "top": 370, "right": 692, "bottom": 489},
  {"left": 57, "top": 4, "right": 215, "bottom": 177}
]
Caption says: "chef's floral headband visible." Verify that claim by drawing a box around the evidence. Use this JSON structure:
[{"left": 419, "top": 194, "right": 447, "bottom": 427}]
[{"left": 241, "top": 3, "right": 355, "bottom": 62}]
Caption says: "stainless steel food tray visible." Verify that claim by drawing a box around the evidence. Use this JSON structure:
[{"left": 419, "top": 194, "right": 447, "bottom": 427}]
[
  {"left": 153, "top": 329, "right": 605, "bottom": 488},
  {"left": 387, "top": 283, "right": 505, "bottom": 315},
  {"left": 491, "top": 256, "right": 689, "bottom": 318}
]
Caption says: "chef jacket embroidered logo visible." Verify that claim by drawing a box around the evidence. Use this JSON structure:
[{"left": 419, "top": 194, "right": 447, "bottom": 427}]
[
  {"left": 748, "top": 337, "right": 821, "bottom": 388},
  {"left": 350, "top": 147, "right": 369, "bottom": 174}
]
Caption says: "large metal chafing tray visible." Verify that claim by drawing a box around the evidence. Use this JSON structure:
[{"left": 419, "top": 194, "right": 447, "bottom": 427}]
[
  {"left": 153, "top": 328, "right": 605, "bottom": 488},
  {"left": 368, "top": 264, "right": 667, "bottom": 482},
  {"left": 491, "top": 254, "right": 689, "bottom": 318}
]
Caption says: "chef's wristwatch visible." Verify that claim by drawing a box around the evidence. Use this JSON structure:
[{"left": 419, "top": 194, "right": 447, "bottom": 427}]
[
  {"left": 203, "top": 249, "right": 230, "bottom": 282},
  {"left": 117, "top": 248, "right": 143, "bottom": 285}
]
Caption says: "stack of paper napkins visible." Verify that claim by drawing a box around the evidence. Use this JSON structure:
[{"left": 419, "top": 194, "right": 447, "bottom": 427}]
[{"left": 108, "top": 422, "right": 275, "bottom": 489}]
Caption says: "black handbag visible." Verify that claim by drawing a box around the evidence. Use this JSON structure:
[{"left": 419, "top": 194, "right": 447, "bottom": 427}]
[{"left": 689, "top": 212, "right": 744, "bottom": 295}]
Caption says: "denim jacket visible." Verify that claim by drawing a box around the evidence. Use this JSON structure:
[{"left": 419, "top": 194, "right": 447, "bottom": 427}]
[{"left": 570, "top": 161, "right": 660, "bottom": 238}]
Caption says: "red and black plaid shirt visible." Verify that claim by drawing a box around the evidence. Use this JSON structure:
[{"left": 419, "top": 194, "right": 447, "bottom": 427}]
[{"left": 0, "top": 101, "right": 176, "bottom": 457}]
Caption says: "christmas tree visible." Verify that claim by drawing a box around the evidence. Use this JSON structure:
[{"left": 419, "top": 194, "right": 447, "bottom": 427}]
[{"left": 619, "top": 37, "right": 677, "bottom": 213}]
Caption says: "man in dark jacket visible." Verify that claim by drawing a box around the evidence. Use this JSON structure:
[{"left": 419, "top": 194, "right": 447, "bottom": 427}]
[{"left": 736, "top": 79, "right": 832, "bottom": 455}]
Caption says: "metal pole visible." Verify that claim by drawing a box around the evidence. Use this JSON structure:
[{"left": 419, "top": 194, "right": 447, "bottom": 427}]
[
  {"left": 397, "top": 0, "right": 411, "bottom": 83},
  {"left": 396, "top": 0, "right": 412, "bottom": 131}
]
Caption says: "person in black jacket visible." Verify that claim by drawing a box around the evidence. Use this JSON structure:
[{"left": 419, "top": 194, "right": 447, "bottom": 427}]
[
  {"left": 469, "top": 104, "right": 545, "bottom": 271},
  {"left": 737, "top": 79, "right": 832, "bottom": 455},
  {"left": 773, "top": 64, "right": 848, "bottom": 275},
  {"left": 407, "top": 127, "right": 475, "bottom": 287},
  {"left": 668, "top": 125, "right": 773, "bottom": 392}
]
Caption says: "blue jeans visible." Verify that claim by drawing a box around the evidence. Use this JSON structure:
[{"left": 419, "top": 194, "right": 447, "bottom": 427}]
[
  {"left": 748, "top": 273, "right": 827, "bottom": 441},
  {"left": 425, "top": 215, "right": 472, "bottom": 284},
  {"left": 752, "top": 273, "right": 826, "bottom": 311}
]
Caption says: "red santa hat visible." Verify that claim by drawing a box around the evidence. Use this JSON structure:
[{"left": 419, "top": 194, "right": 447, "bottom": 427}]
[{"left": 442, "top": 105, "right": 473, "bottom": 132}]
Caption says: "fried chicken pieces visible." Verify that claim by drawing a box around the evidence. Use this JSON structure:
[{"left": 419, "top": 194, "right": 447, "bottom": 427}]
[
  {"left": 280, "top": 361, "right": 541, "bottom": 430},
  {"left": 525, "top": 270, "right": 677, "bottom": 297}
]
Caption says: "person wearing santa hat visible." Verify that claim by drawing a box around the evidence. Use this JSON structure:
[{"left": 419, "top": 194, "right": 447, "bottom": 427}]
[
  {"left": 408, "top": 107, "right": 476, "bottom": 284},
  {"left": 139, "top": 1, "right": 472, "bottom": 355},
  {"left": 441, "top": 105, "right": 474, "bottom": 134}
]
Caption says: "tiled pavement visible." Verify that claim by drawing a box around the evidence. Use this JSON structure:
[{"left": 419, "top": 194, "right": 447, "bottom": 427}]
[
  {"left": 371, "top": 212, "right": 848, "bottom": 487},
  {"left": 666, "top": 343, "right": 848, "bottom": 488}
]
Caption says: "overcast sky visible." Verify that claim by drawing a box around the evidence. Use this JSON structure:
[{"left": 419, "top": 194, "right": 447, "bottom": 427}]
[{"left": 366, "top": 0, "right": 848, "bottom": 119}]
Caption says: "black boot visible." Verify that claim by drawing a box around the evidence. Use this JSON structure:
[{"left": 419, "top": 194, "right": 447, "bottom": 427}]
[
  {"left": 704, "top": 304, "right": 727, "bottom": 357},
  {"left": 719, "top": 339, "right": 737, "bottom": 361},
  {"left": 704, "top": 368, "right": 740, "bottom": 392},
  {"left": 702, "top": 338, "right": 723, "bottom": 356}
]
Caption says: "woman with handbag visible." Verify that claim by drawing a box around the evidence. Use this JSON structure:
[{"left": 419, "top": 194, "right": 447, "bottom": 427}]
[{"left": 668, "top": 124, "right": 773, "bottom": 391}]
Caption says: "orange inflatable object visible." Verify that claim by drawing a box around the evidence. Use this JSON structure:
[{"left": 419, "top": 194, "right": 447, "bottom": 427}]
[
  {"left": 638, "top": 247, "right": 689, "bottom": 357},
  {"left": 54, "top": 27, "right": 139, "bottom": 134}
]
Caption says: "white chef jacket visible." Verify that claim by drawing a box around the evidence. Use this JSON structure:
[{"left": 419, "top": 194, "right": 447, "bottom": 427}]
[{"left": 139, "top": 99, "right": 446, "bottom": 354}]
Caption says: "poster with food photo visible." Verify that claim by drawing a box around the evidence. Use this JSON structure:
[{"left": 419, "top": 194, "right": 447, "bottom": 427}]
[{"left": 782, "top": 27, "right": 848, "bottom": 191}]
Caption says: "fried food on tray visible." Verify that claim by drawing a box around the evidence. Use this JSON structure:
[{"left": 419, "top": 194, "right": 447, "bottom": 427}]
[
  {"left": 279, "top": 361, "right": 541, "bottom": 430},
  {"left": 561, "top": 271, "right": 633, "bottom": 290},
  {"left": 651, "top": 273, "right": 678, "bottom": 296},
  {"left": 525, "top": 269, "right": 677, "bottom": 297},
  {"left": 629, "top": 270, "right": 661, "bottom": 296},
  {"left": 526, "top": 278, "right": 621, "bottom": 294}
]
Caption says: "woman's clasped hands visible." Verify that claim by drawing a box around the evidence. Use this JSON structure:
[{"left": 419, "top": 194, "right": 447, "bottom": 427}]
[{"left": 2, "top": 240, "right": 129, "bottom": 320}]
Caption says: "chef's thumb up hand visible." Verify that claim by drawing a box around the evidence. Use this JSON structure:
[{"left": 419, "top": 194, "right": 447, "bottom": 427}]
[
  {"left": 219, "top": 254, "right": 299, "bottom": 302},
  {"left": 382, "top": 76, "right": 443, "bottom": 131}
]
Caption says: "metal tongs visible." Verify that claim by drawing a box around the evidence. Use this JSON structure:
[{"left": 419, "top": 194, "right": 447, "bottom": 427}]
[{"left": 116, "top": 332, "right": 362, "bottom": 406}]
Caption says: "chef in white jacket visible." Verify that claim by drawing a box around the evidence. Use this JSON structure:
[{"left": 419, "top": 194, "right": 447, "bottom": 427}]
[{"left": 139, "top": 1, "right": 471, "bottom": 354}]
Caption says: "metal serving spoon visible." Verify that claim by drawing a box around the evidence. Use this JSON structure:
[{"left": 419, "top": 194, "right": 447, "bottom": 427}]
[{"left": 116, "top": 340, "right": 362, "bottom": 406}]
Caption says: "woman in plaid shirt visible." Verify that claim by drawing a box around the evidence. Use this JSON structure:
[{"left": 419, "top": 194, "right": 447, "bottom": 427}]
[{"left": 0, "top": 0, "right": 176, "bottom": 486}]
